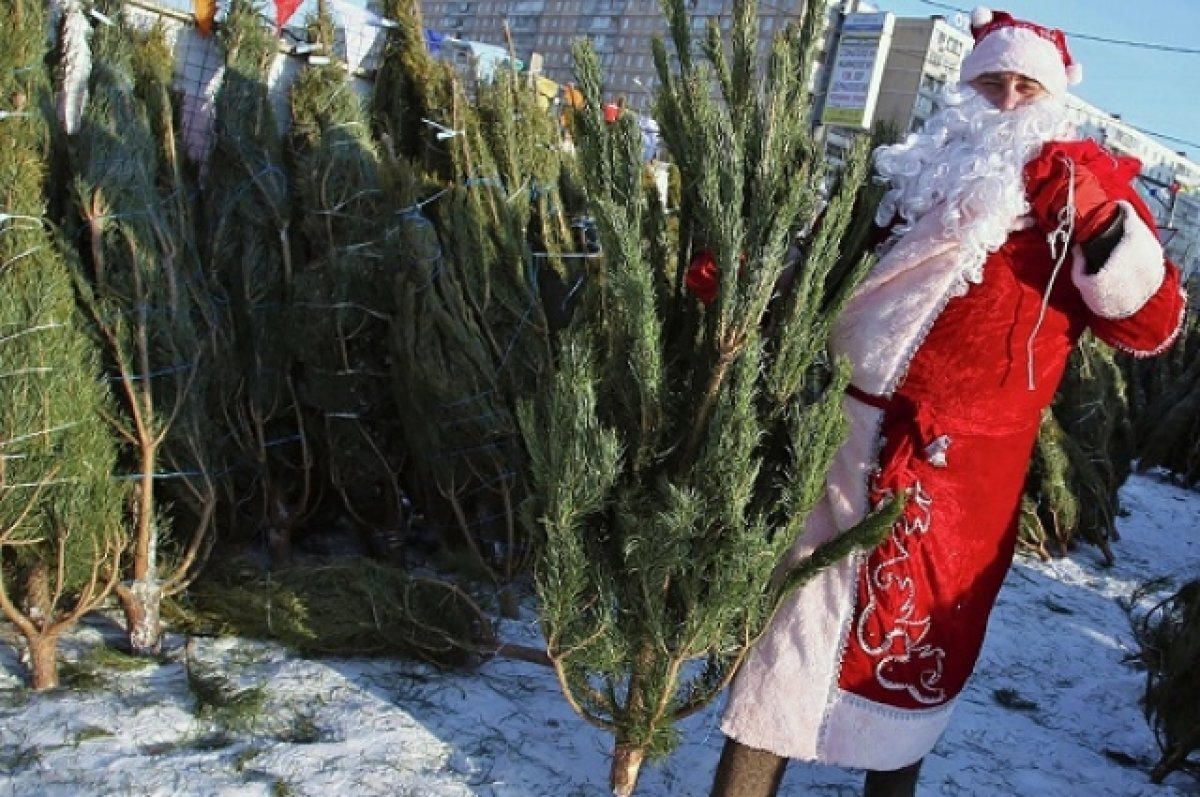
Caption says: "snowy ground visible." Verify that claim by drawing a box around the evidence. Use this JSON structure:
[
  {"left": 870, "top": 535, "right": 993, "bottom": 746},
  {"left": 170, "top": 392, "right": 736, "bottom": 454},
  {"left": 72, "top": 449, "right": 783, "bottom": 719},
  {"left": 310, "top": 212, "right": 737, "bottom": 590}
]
[{"left": 2, "top": 473, "right": 1199, "bottom": 797}]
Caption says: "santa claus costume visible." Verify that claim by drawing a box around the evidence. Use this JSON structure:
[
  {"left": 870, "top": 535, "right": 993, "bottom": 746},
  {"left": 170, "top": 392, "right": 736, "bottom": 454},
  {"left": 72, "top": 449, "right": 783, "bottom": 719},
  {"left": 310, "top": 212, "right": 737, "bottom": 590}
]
[{"left": 720, "top": 7, "right": 1187, "bottom": 771}]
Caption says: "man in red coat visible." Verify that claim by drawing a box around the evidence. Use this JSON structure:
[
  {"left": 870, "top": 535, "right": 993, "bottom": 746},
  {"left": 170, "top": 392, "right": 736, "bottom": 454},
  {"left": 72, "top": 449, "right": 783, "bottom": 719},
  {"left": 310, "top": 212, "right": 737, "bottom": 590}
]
[{"left": 710, "top": 7, "right": 1187, "bottom": 797}]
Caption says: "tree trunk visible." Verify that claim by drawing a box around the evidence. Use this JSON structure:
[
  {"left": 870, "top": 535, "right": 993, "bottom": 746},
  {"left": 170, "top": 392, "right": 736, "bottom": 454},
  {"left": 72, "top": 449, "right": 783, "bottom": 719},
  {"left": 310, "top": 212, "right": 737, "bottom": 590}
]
[
  {"left": 117, "top": 578, "right": 164, "bottom": 656},
  {"left": 610, "top": 742, "right": 646, "bottom": 797},
  {"left": 26, "top": 632, "right": 61, "bottom": 691},
  {"left": 22, "top": 561, "right": 51, "bottom": 624}
]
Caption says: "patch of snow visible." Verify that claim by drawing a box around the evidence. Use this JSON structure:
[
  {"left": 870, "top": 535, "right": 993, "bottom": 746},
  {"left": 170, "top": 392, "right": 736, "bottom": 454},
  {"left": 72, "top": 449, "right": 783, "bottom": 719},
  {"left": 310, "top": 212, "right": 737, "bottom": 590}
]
[{"left": 1, "top": 474, "right": 1199, "bottom": 796}]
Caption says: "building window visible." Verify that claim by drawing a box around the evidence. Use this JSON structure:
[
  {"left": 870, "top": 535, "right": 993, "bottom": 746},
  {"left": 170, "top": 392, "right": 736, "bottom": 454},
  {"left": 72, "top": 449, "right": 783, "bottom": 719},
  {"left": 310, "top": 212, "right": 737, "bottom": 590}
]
[{"left": 921, "top": 74, "right": 945, "bottom": 95}]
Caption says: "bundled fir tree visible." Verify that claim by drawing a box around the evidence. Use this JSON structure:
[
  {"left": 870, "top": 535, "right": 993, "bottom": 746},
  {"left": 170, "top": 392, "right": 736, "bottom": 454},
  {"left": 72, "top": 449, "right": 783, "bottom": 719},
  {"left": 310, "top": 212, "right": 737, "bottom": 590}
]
[
  {"left": 1127, "top": 577, "right": 1200, "bottom": 783},
  {"left": 518, "top": 0, "right": 894, "bottom": 791},
  {"left": 0, "top": 0, "right": 126, "bottom": 689},
  {"left": 1021, "top": 333, "right": 1135, "bottom": 564},
  {"left": 1123, "top": 284, "right": 1196, "bottom": 424},
  {"left": 375, "top": 2, "right": 575, "bottom": 605},
  {"left": 1132, "top": 309, "right": 1200, "bottom": 485},
  {"left": 179, "top": 559, "right": 491, "bottom": 666},
  {"left": 371, "top": 0, "right": 456, "bottom": 179},
  {"left": 286, "top": 13, "right": 409, "bottom": 554},
  {"left": 204, "top": 0, "right": 310, "bottom": 563},
  {"left": 67, "top": 0, "right": 216, "bottom": 655}
]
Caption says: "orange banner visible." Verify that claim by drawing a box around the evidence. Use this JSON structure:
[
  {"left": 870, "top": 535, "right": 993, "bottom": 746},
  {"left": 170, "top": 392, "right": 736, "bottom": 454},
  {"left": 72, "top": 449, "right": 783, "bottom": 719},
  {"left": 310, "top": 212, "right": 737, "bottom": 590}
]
[{"left": 194, "top": 0, "right": 216, "bottom": 35}]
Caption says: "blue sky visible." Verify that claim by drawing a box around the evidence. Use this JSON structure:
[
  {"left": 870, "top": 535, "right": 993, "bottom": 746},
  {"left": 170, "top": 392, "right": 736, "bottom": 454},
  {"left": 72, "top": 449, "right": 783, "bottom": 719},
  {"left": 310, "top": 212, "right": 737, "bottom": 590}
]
[{"left": 871, "top": 0, "right": 1200, "bottom": 158}]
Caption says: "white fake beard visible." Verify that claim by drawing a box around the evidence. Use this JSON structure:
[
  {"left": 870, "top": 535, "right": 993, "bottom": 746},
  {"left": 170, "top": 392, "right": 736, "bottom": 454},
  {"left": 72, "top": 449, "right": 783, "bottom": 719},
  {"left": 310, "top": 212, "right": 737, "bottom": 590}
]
[{"left": 872, "top": 86, "right": 1078, "bottom": 283}]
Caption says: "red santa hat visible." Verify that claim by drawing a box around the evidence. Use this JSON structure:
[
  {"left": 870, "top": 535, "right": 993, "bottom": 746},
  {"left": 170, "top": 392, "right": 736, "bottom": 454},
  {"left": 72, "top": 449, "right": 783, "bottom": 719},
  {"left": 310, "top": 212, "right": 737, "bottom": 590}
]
[{"left": 959, "top": 6, "right": 1082, "bottom": 96}]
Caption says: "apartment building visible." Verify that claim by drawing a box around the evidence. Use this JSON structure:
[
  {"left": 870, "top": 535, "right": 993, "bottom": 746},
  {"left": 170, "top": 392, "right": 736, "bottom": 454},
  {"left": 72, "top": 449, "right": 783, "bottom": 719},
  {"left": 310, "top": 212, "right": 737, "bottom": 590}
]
[
  {"left": 870, "top": 15, "right": 970, "bottom": 134},
  {"left": 1060, "top": 96, "right": 1200, "bottom": 275},
  {"left": 419, "top": 0, "right": 875, "bottom": 111}
]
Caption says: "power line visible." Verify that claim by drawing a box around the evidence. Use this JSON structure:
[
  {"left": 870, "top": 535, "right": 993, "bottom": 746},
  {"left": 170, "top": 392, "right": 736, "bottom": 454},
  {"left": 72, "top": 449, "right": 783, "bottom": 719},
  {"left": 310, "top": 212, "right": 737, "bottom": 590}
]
[
  {"left": 904, "top": 0, "right": 1200, "bottom": 54},
  {"left": 1126, "top": 125, "right": 1200, "bottom": 155}
]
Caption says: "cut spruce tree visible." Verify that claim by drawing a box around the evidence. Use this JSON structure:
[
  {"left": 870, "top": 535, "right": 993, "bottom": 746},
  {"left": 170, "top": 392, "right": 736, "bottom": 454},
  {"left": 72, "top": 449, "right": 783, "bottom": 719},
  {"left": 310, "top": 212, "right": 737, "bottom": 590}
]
[
  {"left": 1128, "top": 577, "right": 1200, "bottom": 784},
  {"left": 376, "top": 2, "right": 576, "bottom": 611},
  {"left": 286, "top": 14, "right": 409, "bottom": 552},
  {"left": 0, "top": 0, "right": 126, "bottom": 690},
  {"left": 204, "top": 0, "right": 311, "bottom": 564},
  {"left": 518, "top": 0, "right": 896, "bottom": 792},
  {"left": 67, "top": 0, "right": 216, "bottom": 655},
  {"left": 1020, "top": 333, "right": 1135, "bottom": 564},
  {"left": 371, "top": 0, "right": 457, "bottom": 180},
  {"left": 1132, "top": 309, "right": 1200, "bottom": 486}
]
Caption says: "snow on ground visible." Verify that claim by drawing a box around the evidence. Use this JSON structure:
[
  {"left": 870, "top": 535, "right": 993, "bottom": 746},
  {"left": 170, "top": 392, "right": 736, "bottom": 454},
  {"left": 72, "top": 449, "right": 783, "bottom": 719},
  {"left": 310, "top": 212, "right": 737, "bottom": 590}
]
[{"left": 2, "top": 473, "right": 1199, "bottom": 797}]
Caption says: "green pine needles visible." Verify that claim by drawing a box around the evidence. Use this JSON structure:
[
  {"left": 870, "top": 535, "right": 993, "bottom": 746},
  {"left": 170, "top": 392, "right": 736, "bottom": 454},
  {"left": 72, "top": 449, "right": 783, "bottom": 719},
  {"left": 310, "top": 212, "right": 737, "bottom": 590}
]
[
  {"left": 518, "top": 0, "right": 892, "bottom": 792},
  {"left": 0, "top": 0, "right": 126, "bottom": 690},
  {"left": 1133, "top": 309, "right": 1200, "bottom": 485},
  {"left": 378, "top": 10, "right": 576, "bottom": 610},
  {"left": 69, "top": 0, "right": 216, "bottom": 655},
  {"left": 287, "top": 16, "right": 409, "bottom": 548},
  {"left": 1128, "top": 577, "right": 1200, "bottom": 783},
  {"left": 205, "top": 0, "right": 307, "bottom": 562}
]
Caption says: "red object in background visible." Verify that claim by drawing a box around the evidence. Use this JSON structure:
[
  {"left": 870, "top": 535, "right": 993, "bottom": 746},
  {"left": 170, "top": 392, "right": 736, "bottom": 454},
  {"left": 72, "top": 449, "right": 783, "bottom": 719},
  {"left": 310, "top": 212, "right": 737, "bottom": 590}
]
[
  {"left": 603, "top": 103, "right": 621, "bottom": 124},
  {"left": 274, "top": 0, "right": 303, "bottom": 29},
  {"left": 684, "top": 249, "right": 721, "bottom": 305}
]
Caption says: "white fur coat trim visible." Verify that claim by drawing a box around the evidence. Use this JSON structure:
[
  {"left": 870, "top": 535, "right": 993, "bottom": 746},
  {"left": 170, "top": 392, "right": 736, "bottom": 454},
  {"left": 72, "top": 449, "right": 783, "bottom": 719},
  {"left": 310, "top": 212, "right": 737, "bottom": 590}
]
[
  {"left": 721, "top": 397, "right": 960, "bottom": 768},
  {"left": 1071, "top": 201, "right": 1166, "bottom": 320},
  {"left": 723, "top": 206, "right": 1032, "bottom": 766}
]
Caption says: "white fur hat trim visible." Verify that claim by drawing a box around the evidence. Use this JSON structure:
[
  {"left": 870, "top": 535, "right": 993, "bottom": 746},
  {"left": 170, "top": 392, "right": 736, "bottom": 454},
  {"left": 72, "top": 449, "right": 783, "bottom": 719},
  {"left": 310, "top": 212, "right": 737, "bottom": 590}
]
[{"left": 960, "top": 26, "right": 1071, "bottom": 96}]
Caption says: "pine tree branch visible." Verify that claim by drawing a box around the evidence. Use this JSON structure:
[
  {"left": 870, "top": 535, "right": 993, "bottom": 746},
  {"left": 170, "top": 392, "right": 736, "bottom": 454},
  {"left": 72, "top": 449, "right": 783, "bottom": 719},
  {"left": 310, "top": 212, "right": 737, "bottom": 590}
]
[{"left": 773, "top": 498, "right": 901, "bottom": 603}]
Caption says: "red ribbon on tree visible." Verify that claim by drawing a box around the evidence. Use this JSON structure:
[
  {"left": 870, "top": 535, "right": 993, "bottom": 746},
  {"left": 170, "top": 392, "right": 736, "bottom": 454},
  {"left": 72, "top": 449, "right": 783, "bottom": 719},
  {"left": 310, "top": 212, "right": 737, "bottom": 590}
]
[{"left": 684, "top": 249, "right": 720, "bottom": 305}]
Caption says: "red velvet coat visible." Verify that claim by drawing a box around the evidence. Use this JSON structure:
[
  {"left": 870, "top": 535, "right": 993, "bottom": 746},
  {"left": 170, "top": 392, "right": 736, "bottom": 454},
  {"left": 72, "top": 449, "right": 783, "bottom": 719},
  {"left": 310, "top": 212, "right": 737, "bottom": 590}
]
[
  {"left": 722, "top": 139, "right": 1186, "bottom": 769},
  {"left": 840, "top": 140, "right": 1186, "bottom": 710}
]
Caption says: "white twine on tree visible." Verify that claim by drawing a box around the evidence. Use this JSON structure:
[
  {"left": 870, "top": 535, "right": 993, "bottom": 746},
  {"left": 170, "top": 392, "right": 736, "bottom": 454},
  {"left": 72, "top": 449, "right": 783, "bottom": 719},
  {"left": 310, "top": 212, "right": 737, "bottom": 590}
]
[
  {"left": 3, "top": 477, "right": 83, "bottom": 489},
  {"left": 0, "top": 322, "right": 66, "bottom": 345},
  {"left": 1026, "top": 154, "right": 1078, "bottom": 391},
  {"left": 312, "top": 187, "right": 384, "bottom": 217},
  {"left": 421, "top": 118, "right": 462, "bottom": 140},
  {"left": 292, "top": 300, "right": 391, "bottom": 320},
  {"left": 103, "top": 361, "right": 196, "bottom": 382},
  {"left": 0, "top": 213, "right": 45, "bottom": 229},
  {"left": 0, "top": 367, "right": 55, "bottom": 378},
  {"left": 0, "top": 422, "right": 82, "bottom": 447},
  {"left": 2, "top": 247, "right": 45, "bottom": 271}
]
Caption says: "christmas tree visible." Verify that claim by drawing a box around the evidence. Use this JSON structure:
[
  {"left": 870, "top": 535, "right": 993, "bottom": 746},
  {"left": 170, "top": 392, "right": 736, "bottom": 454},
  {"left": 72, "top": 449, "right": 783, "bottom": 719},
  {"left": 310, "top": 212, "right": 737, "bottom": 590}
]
[
  {"left": 0, "top": 0, "right": 126, "bottom": 689},
  {"left": 518, "top": 0, "right": 894, "bottom": 791},
  {"left": 1128, "top": 577, "right": 1200, "bottom": 783},
  {"left": 372, "top": 0, "right": 456, "bottom": 179},
  {"left": 286, "top": 12, "right": 409, "bottom": 552},
  {"left": 1021, "top": 334, "right": 1135, "bottom": 563},
  {"left": 1132, "top": 309, "right": 1200, "bottom": 485},
  {"left": 204, "top": 0, "right": 310, "bottom": 563},
  {"left": 67, "top": 0, "right": 216, "bottom": 655},
  {"left": 375, "top": 0, "right": 575, "bottom": 608}
]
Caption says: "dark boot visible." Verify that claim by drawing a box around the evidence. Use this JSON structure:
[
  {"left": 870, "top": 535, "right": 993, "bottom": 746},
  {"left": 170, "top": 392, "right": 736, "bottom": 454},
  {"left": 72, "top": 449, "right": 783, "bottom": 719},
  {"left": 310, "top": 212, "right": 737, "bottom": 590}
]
[
  {"left": 709, "top": 737, "right": 788, "bottom": 797},
  {"left": 863, "top": 759, "right": 923, "bottom": 797}
]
